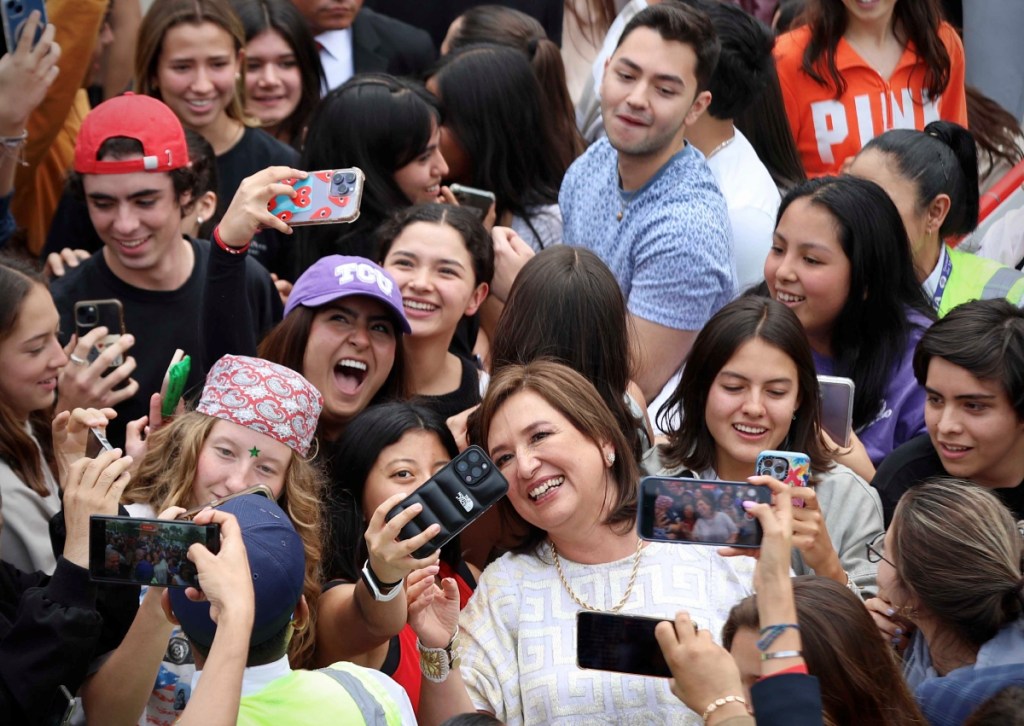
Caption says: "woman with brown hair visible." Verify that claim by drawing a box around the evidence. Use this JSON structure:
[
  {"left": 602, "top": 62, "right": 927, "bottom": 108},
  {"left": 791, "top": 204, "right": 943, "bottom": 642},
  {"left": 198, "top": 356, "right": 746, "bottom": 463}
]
[
  {"left": 723, "top": 576, "right": 925, "bottom": 725},
  {"left": 867, "top": 479, "right": 1024, "bottom": 725},
  {"left": 134, "top": 0, "right": 298, "bottom": 273},
  {"left": 407, "top": 360, "right": 754, "bottom": 725}
]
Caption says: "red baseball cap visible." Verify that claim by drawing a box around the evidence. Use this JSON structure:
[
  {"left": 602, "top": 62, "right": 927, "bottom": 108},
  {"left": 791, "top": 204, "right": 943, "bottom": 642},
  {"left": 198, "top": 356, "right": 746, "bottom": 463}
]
[{"left": 74, "top": 93, "right": 191, "bottom": 175}]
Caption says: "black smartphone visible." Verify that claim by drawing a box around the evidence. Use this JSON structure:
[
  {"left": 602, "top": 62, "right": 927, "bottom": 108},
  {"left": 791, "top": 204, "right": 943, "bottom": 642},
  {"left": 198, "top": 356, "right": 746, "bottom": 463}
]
[
  {"left": 89, "top": 515, "right": 219, "bottom": 588},
  {"left": 178, "top": 484, "right": 273, "bottom": 520},
  {"left": 0, "top": 0, "right": 47, "bottom": 51},
  {"left": 74, "top": 298, "right": 126, "bottom": 367},
  {"left": 385, "top": 445, "right": 508, "bottom": 559},
  {"left": 637, "top": 477, "right": 771, "bottom": 548},
  {"left": 576, "top": 611, "right": 672, "bottom": 678},
  {"left": 449, "top": 183, "right": 496, "bottom": 219},
  {"left": 818, "top": 375, "right": 855, "bottom": 448}
]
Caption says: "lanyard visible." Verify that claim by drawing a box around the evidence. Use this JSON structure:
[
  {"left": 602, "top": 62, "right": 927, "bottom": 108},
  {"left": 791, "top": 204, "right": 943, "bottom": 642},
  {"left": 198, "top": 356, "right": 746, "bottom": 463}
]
[{"left": 931, "top": 247, "right": 952, "bottom": 310}]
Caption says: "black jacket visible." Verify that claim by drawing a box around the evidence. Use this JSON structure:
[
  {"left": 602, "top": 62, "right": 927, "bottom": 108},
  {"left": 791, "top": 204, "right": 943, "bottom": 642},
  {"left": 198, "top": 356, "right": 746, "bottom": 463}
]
[
  {"left": 0, "top": 558, "right": 116, "bottom": 724},
  {"left": 352, "top": 7, "right": 436, "bottom": 79}
]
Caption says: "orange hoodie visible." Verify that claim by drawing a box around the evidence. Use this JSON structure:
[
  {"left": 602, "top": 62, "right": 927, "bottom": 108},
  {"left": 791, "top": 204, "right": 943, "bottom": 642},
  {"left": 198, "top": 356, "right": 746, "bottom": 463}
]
[{"left": 774, "top": 22, "right": 967, "bottom": 178}]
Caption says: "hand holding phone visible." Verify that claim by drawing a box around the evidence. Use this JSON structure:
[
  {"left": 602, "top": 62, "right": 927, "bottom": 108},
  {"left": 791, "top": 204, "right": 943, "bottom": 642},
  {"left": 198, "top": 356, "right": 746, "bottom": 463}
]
[
  {"left": 1, "top": 1, "right": 47, "bottom": 52},
  {"left": 653, "top": 611, "right": 747, "bottom": 714},
  {"left": 449, "top": 184, "right": 496, "bottom": 220},
  {"left": 161, "top": 350, "right": 191, "bottom": 418},
  {"left": 385, "top": 446, "right": 508, "bottom": 559},
  {"left": 62, "top": 448, "right": 135, "bottom": 569},
  {"left": 74, "top": 299, "right": 126, "bottom": 367},
  {"left": 267, "top": 168, "right": 364, "bottom": 226},
  {"left": 637, "top": 477, "right": 771, "bottom": 548},
  {"left": 90, "top": 515, "right": 220, "bottom": 588}
]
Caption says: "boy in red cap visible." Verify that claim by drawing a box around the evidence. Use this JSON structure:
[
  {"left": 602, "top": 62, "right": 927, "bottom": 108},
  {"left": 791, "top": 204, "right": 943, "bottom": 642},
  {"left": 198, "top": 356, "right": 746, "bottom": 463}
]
[{"left": 49, "top": 93, "right": 282, "bottom": 446}]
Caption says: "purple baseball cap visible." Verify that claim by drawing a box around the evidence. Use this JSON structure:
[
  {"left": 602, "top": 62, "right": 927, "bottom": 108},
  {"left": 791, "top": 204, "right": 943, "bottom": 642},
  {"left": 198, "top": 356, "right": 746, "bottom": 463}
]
[
  {"left": 284, "top": 255, "right": 411, "bottom": 334},
  {"left": 169, "top": 495, "right": 304, "bottom": 650}
]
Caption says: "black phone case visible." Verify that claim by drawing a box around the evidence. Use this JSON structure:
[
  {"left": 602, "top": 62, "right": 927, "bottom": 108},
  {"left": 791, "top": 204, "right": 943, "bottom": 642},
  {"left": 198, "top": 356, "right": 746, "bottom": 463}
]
[{"left": 385, "top": 445, "right": 508, "bottom": 559}]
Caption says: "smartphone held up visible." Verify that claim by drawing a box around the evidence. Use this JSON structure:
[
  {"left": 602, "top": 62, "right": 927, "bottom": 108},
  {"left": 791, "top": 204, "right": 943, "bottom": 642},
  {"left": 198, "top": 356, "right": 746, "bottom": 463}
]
[
  {"left": 637, "top": 477, "right": 771, "bottom": 548},
  {"left": 89, "top": 515, "right": 219, "bottom": 589},
  {"left": 267, "top": 168, "right": 364, "bottom": 226}
]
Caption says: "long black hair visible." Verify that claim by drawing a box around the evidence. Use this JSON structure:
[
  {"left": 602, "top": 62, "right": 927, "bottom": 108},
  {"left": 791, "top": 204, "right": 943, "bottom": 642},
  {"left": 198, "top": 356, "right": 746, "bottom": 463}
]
[
  {"left": 290, "top": 75, "right": 440, "bottom": 275},
  {"left": 774, "top": 175, "right": 935, "bottom": 429},
  {"left": 323, "top": 402, "right": 460, "bottom": 582},
  {"left": 430, "top": 45, "right": 564, "bottom": 247}
]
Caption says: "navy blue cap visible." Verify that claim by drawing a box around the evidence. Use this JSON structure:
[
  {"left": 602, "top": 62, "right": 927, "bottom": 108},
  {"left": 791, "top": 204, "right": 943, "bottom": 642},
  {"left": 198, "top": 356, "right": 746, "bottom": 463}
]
[{"left": 169, "top": 495, "right": 304, "bottom": 650}]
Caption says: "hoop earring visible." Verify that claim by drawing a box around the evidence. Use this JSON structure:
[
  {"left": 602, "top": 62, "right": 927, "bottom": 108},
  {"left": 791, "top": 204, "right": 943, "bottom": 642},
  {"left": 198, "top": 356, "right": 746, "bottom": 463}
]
[{"left": 303, "top": 436, "right": 320, "bottom": 463}]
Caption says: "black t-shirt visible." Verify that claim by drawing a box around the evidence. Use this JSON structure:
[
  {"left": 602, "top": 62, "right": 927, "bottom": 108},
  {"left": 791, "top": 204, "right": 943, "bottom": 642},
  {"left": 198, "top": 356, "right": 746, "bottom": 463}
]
[
  {"left": 217, "top": 127, "right": 300, "bottom": 277},
  {"left": 873, "top": 434, "right": 1024, "bottom": 526},
  {"left": 413, "top": 354, "right": 482, "bottom": 421},
  {"left": 49, "top": 238, "right": 282, "bottom": 446}
]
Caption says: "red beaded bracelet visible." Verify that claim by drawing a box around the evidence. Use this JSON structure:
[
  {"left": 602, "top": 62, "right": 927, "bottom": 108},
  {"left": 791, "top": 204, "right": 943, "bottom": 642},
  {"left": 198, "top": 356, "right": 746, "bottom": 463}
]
[{"left": 212, "top": 225, "right": 250, "bottom": 255}]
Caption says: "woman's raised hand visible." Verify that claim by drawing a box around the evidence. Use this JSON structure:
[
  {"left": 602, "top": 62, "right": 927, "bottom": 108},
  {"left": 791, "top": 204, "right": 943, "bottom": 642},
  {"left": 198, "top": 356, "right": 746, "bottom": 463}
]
[{"left": 364, "top": 491, "right": 442, "bottom": 586}]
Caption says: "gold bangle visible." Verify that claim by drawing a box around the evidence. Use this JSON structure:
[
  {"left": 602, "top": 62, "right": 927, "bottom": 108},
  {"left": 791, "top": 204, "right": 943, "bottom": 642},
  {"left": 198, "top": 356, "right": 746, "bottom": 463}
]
[{"left": 701, "top": 695, "right": 747, "bottom": 721}]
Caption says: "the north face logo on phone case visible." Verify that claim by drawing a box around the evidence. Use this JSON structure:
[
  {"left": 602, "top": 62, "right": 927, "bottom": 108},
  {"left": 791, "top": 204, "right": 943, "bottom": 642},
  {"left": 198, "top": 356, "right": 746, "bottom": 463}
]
[{"left": 456, "top": 492, "right": 473, "bottom": 513}]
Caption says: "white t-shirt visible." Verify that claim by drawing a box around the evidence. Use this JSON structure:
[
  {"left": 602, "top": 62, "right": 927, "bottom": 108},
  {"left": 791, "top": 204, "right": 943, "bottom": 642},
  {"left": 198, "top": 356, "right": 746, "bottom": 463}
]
[{"left": 706, "top": 129, "right": 781, "bottom": 293}]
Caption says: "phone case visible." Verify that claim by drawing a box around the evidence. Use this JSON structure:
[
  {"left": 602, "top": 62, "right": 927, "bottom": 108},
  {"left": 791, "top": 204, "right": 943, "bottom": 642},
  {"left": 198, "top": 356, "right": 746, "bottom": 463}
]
[
  {"left": 818, "top": 375, "right": 856, "bottom": 448},
  {"left": 755, "top": 451, "right": 811, "bottom": 487},
  {"left": 385, "top": 445, "right": 508, "bottom": 559},
  {"left": 1, "top": 0, "right": 47, "bottom": 51},
  {"left": 267, "top": 168, "right": 364, "bottom": 226},
  {"left": 162, "top": 355, "right": 191, "bottom": 417},
  {"left": 74, "top": 299, "right": 125, "bottom": 366}
]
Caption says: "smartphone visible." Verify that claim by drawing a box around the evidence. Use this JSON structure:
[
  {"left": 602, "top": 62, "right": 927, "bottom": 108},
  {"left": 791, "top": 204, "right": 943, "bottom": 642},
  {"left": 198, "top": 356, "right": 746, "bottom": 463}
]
[
  {"left": 756, "top": 450, "right": 810, "bottom": 507},
  {"left": 85, "top": 426, "right": 115, "bottom": 458},
  {"left": 449, "top": 184, "right": 496, "bottom": 219},
  {"left": 576, "top": 611, "right": 671, "bottom": 678},
  {"left": 637, "top": 477, "right": 771, "bottom": 548},
  {"left": 178, "top": 483, "right": 273, "bottom": 520},
  {"left": 385, "top": 445, "right": 508, "bottom": 559},
  {"left": 267, "top": 168, "right": 364, "bottom": 226},
  {"left": 161, "top": 352, "right": 192, "bottom": 418},
  {"left": 74, "top": 299, "right": 125, "bottom": 367},
  {"left": 89, "top": 515, "right": 219, "bottom": 588},
  {"left": 0, "top": 0, "right": 47, "bottom": 51},
  {"left": 818, "top": 375, "right": 855, "bottom": 448}
]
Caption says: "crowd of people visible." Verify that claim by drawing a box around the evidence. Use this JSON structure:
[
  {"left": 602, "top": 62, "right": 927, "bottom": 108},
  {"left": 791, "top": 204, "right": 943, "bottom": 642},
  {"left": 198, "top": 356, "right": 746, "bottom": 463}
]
[{"left": 1, "top": 0, "right": 1023, "bottom": 724}]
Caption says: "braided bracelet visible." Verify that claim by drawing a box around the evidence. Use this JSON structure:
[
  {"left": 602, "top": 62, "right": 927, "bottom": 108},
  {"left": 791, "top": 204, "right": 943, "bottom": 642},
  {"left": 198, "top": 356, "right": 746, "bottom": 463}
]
[
  {"left": 756, "top": 623, "right": 800, "bottom": 651},
  {"left": 701, "top": 695, "right": 747, "bottom": 722}
]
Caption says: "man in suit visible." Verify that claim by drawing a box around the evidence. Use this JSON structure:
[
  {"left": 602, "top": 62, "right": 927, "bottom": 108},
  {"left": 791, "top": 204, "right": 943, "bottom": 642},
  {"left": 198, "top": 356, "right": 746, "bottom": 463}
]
[{"left": 290, "top": 0, "right": 436, "bottom": 90}]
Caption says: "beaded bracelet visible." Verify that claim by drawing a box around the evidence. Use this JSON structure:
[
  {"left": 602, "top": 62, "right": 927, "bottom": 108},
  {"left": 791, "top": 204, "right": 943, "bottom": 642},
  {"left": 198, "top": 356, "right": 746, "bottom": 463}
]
[
  {"left": 761, "top": 649, "right": 802, "bottom": 661},
  {"left": 701, "top": 695, "right": 747, "bottom": 722},
  {"left": 756, "top": 623, "right": 800, "bottom": 651},
  {"left": 213, "top": 225, "right": 250, "bottom": 255}
]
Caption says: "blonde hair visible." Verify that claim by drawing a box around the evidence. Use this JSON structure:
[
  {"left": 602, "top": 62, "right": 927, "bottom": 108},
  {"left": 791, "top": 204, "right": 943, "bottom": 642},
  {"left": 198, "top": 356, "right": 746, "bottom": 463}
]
[
  {"left": 135, "top": 0, "right": 251, "bottom": 126},
  {"left": 126, "top": 412, "right": 324, "bottom": 667}
]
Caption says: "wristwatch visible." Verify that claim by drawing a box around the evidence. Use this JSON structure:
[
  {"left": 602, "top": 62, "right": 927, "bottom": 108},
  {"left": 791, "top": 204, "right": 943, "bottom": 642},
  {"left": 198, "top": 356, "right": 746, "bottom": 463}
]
[
  {"left": 361, "top": 560, "right": 403, "bottom": 602},
  {"left": 418, "top": 627, "right": 460, "bottom": 683}
]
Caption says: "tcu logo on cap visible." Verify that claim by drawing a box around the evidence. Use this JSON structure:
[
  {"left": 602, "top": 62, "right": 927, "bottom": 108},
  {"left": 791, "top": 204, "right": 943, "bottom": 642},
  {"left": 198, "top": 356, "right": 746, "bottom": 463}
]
[{"left": 334, "top": 262, "right": 394, "bottom": 295}]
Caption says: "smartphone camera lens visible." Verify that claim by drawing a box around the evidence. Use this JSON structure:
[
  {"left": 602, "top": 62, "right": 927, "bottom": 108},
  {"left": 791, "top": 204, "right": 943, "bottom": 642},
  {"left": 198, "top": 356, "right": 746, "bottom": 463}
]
[
  {"left": 457, "top": 461, "right": 468, "bottom": 473},
  {"left": 471, "top": 466, "right": 482, "bottom": 478},
  {"left": 332, "top": 172, "right": 344, "bottom": 184},
  {"left": 468, "top": 451, "right": 480, "bottom": 464},
  {"left": 343, "top": 172, "right": 356, "bottom": 183}
]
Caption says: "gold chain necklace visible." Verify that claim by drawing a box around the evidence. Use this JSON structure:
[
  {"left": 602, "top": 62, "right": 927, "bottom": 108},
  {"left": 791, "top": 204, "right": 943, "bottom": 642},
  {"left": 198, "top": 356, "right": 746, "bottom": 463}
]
[{"left": 550, "top": 538, "right": 643, "bottom": 612}]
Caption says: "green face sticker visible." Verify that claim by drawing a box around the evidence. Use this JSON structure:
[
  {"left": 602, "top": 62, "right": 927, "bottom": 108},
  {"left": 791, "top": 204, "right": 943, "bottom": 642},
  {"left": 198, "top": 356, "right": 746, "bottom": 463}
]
[{"left": 249, "top": 446, "right": 261, "bottom": 458}]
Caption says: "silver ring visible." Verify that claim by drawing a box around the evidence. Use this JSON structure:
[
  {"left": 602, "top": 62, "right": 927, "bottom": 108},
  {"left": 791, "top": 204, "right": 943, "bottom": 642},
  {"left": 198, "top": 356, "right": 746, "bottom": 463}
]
[{"left": 69, "top": 354, "right": 89, "bottom": 367}]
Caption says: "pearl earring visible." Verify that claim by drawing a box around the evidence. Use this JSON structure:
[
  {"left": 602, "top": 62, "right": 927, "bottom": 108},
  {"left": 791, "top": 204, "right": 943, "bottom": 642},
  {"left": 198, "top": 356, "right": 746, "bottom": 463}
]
[
  {"left": 606, "top": 451, "right": 616, "bottom": 466},
  {"left": 196, "top": 216, "right": 204, "bottom": 226}
]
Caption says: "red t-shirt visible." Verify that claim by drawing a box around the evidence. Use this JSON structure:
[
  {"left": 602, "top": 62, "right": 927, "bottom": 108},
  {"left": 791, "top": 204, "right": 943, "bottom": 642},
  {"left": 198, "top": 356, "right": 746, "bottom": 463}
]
[{"left": 774, "top": 22, "right": 967, "bottom": 177}]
